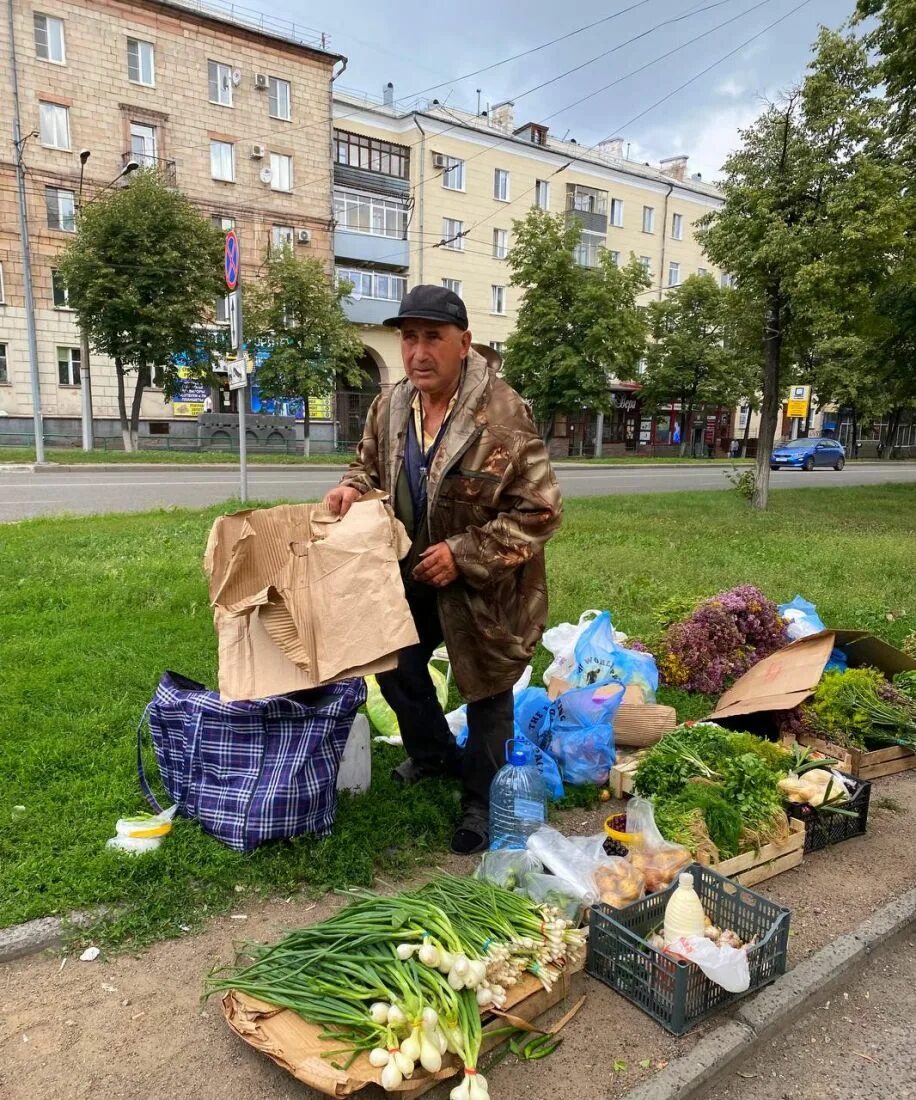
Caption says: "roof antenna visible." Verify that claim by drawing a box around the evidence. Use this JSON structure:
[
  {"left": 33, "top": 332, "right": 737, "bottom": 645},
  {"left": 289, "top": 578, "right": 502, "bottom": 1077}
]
[{"left": 477, "top": 88, "right": 481, "bottom": 115}]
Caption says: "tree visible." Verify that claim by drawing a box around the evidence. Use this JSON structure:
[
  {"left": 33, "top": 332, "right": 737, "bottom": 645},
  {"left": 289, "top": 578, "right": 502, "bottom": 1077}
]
[
  {"left": 503, "top": 209, "right": 648, "bottom": 440},
  {"left": 697, "top": 28, "right": 905, "bottom": 507},
  {"left": 57, "top": 170, "right": 225, "bottom": 450},
  {"left": 641, "top": 274, "right": 744, "bottom": 456},
  {"left": 245, "top": 248, "right": 364, "bottom": 456}
]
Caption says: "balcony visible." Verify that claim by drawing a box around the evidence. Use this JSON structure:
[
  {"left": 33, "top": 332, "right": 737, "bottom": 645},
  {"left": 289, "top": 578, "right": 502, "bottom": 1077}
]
[
  {"left": 566, "top": 186, "right": 608, "bottom": 235},
  {"left": 341, "top": 295, "right": 399, "bottom": 326},
  {"left": 123, "top": 152, "right": 177, "bottom": 187},
  {"left": 334, "top": 228, "right": 409, "bottom": 269}
]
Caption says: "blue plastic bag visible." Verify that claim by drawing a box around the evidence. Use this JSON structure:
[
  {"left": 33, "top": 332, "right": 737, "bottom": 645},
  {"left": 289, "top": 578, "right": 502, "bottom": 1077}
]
[
  {"left": 515, "top": 733, "right": 565, "bottom": 800},
  {"left": 778, "top": 595, "right": 847, "bottom": 672},
  {"left": 547, "top": 680, "right": 624, "bottom": 786},
  {"left": 514, "top": 686, "right": 552, "bottom": 748},
  {"left": 570, "top": 612, "right": 659, "bottom": 700}
]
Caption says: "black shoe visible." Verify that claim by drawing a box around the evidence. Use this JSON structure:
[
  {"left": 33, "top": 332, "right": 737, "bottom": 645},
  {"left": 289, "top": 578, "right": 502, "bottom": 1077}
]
[
  {"left": 450, "top": 804, "right": 489, "bottom": 855},
  {"left": 391, "top": 757, "right": 441, "bottom": 784}
]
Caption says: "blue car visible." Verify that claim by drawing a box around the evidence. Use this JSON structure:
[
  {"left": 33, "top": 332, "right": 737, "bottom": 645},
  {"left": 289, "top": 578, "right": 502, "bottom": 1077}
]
[{"left": 770, "top": 437, "right": 846, "bottom": 471}]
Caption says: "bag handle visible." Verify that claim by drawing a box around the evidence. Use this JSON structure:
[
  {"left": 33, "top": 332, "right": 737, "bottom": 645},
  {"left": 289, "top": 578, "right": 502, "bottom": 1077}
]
[{"left": 136, "top": 703, "right": 164, "bottom": 814}]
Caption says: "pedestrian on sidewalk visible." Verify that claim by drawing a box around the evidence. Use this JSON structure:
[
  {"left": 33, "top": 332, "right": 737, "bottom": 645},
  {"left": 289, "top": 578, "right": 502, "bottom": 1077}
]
[{"left": 324, "top": 285, "right": 562, "bottom": 854}]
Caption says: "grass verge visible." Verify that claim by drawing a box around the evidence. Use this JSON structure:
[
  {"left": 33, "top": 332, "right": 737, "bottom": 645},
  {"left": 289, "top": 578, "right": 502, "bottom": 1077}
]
[
  {"left": 1, "top": 484, "right": 913, "bottom": 945},
  {"left": 0, "top": 447, "right": 355, "bottom": 465}
]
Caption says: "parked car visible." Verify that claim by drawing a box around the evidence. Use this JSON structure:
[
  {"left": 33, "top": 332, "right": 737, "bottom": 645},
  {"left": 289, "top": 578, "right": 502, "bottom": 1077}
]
[{"left": 770, "top": 437, "right": 846, "bottom": 471}]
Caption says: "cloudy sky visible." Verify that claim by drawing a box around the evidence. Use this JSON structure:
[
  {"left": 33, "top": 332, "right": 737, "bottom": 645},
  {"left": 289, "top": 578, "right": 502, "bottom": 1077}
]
[{"left": 249, "top": 0, "right": 852, "bottom": 181}]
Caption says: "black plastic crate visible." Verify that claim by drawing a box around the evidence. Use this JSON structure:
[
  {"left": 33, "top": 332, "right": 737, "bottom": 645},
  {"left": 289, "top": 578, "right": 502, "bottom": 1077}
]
[
  {"left": 786, "top": 772, "right": 871, "bottom": 853},
  {"left": 586, "top": 863, "right": 790, "bottom": 1034}
]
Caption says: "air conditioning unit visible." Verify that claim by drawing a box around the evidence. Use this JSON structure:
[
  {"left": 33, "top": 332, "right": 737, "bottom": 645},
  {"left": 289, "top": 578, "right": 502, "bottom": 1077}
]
[
  {"left": 250, "top": 143, "right": 266, "bottom": 159},
  {"left": 297, "top": 228, "right": 311, "bottom": 245},
  {"left": 432, "top": 153, "right": 448, "bottom": 168},
  {"left": 259, "top": 166, "right": 273, "bottom": 184},
  {"left": 231, "top": 68, "right": 242, "bottom": 86},
  {"left": 254, "top": 72, "right": 269, "bottom": 90}
]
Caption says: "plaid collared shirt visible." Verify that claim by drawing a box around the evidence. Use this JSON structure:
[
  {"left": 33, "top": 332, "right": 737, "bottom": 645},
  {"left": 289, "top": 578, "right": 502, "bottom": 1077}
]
[{"left": 410, "top": 388, "right": 459, "bottom": 453}]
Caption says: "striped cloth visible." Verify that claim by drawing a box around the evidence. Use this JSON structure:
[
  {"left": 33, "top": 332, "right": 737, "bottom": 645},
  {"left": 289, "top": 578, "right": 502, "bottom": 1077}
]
[{"left": 142, "top": 671, "right": 366, "bottom": 852}]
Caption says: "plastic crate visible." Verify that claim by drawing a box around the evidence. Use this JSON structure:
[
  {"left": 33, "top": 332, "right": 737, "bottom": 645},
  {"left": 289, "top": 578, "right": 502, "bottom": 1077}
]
[
  {"left": 586, "top": 863, "right": 790, "bottom": 1034},
  {"left": 786, "top": 772, "right": 871, "bottom": 853}
]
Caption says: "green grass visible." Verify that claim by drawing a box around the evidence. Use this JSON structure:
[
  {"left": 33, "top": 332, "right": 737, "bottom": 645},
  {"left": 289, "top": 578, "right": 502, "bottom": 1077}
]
[
  {"left": 2, "top": 485, "right": 914, "bottom": 945},
  {"left": 0, "top": 446, "right": 355, "bottom": 465}
]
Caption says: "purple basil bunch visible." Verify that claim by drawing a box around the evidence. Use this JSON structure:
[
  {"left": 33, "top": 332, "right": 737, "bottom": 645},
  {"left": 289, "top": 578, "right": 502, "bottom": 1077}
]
[{"left": 659, "top": 585, "right": 788, "bottom": 695}]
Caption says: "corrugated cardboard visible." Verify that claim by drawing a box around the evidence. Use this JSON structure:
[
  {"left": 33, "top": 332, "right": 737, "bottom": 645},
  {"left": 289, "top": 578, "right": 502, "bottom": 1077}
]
[
  {"left": 205, "top": 497, "right": 419, "bottom": 701},
  {"left": 710, "top": 629, "right": 916, "bottom": 723},
  {"left": 221, "top": 966, "right": 576, "bottom": 1098}
]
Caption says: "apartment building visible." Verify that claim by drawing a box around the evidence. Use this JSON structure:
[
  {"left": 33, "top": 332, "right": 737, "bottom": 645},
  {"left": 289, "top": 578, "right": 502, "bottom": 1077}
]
[
  {"left": 330, "top": 88, "right": 726, "bottom": 451},
  {"left": 0, "top": 0, "right": 341, "bottom": 441}
]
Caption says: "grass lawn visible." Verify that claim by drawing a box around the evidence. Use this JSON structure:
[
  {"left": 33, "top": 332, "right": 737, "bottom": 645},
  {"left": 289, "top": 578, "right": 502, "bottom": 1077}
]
[
  {"left": 2, "top": 484, "right": 914, "bottom": 945},
  {"left": 0, "top": 446, "right": 355, "bottom": 465}
]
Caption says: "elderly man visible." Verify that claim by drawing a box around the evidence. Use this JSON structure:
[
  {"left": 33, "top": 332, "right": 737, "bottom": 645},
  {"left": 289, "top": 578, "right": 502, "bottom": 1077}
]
[{"left": 325, "top": 285, "right": 562, "bottom": 854}]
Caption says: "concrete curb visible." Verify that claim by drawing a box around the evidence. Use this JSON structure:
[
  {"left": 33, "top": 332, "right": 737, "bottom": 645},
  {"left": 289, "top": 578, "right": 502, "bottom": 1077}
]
[
  {"left": 0, "top": 907, "right": 116, "bottom": 963},
  {"left": 619, "top": 885, "right": 916, "bottom": 1100}
]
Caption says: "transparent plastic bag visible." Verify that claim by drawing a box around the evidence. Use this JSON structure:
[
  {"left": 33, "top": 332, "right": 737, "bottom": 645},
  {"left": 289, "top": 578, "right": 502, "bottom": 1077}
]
[
  {"left": 542, "top": 610, "right": 604, "bottom": 685},
  {"left": 570, "top": 612, "right": 659, "bottom": 700},
  {"left": 474, "top": 850, "right": 544, "bottom": 890},
  {"left": 612, "top": 796, "right": 692, "bottom": 893},
  {"left": 778, "top": 595, "right": 847, "bottom": 671},
  {"left": 665, "top": 936, "right": 751, "bottom": 992},
  {"left": 521, "top": 872, "right": 583, "bottom": 922},
  {"left": 526, "top": 826, "right": 621, "bottom": 904},
  {"left": 516, "top": 733, "right": 564, "bottom": 800},
  {"left": 591, "top": 857, "right": 645, "bottom": 908}
]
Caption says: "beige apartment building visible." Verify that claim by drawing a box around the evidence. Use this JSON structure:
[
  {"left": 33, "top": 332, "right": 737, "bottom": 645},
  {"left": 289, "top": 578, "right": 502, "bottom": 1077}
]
[
  {"left": 0, "top": 0, "right": 341, "bottom": 444},
  {"left": 331, "top": 88, "right": 728, "bottom": 453}
]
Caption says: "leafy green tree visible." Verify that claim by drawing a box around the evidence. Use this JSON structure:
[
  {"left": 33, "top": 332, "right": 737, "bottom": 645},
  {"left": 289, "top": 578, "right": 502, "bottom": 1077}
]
[
  {"left": 698, "top": 28, "right": 906, "bottom": 506},
  {"left": 503, "top": 209, "right": 648, "bottom": 440},
  {"left": 245, "top": 248, "right": 364, "bottom": 456},
  {"left": 57, "top": 170, "right": 225, "bottom": 450},
  {"left": 641, "top": 274, "right": 746, "bottom": 455}
]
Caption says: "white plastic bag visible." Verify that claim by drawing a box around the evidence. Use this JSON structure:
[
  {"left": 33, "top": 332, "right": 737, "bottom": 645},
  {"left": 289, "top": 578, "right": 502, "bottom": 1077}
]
[
  {"left": 447, "top": 665, "right": 534, "bottom": 746},
  {"left": 526, "top": 826, "right": 618, "bottom": 904},
  {"left": 665, "top": 935, "right": 750, "bottom": 992}
]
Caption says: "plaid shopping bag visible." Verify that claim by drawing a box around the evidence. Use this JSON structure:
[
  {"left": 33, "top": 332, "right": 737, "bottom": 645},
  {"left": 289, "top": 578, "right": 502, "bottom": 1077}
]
[{"left": 138, "top": 671, "right": 367, "bottom": 852}]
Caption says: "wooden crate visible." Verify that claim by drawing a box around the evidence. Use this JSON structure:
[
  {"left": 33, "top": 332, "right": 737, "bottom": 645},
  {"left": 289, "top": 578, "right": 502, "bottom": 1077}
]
[
  {"left": 798, "top": 733, "right": 916, "bottom": 781},
  {"left": 706, "top": 818, "right": 806, "bottom": 888},
  {"left": 608, "top": 752, "right": 641, "bottom": 799}
]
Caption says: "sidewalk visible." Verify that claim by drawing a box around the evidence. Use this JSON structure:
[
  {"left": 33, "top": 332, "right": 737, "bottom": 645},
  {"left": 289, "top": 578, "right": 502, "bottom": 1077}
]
[{"left": 0, "top": 775, "right": 914, "bottom": 1100}]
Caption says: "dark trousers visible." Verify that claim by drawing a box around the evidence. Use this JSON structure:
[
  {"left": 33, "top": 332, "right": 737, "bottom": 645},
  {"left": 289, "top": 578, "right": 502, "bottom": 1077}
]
[{"left": 376, "top": 587, "right": 514, "bottom": 808}]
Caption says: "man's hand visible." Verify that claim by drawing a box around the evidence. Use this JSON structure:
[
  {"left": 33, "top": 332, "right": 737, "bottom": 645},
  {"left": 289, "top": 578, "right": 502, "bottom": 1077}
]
[
  {"left": 324, "top": 485, "right": 361, "bottom": 517},
  {"left": 412, "top": 542, "right": 459, "bottom": 588}
]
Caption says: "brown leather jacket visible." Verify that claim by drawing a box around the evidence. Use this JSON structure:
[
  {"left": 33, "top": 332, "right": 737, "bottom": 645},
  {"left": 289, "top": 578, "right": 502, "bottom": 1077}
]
[{"left": 340, "top": 349, "right": 563, "bottom": 701}]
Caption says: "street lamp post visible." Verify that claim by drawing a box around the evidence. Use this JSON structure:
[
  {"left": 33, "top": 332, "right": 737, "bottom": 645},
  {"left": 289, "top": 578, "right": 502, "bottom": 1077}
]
[{"left": 75, "top": 155, "right": 139, "bottom": 451}]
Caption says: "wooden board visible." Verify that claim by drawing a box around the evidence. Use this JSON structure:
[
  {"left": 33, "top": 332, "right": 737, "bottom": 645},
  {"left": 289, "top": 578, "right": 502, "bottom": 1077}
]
[
  {"left": 706, "top": 819, "right": 806, "bottom": 888},
  {"left": 798, "top": 734, "right": 916, "bottom": 780},
  {"left": 609, "top": 753, "right": 641, "bottom": 800}
]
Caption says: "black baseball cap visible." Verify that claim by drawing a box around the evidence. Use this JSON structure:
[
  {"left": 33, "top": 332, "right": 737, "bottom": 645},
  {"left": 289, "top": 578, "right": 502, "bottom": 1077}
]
[{"left": 383, "top": 284, "right": 469, "bottom": 329}]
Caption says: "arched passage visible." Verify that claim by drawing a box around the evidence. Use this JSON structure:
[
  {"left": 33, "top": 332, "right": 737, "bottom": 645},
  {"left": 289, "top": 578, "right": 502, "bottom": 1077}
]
[{"left": 337, "top": 344, "right": 384, "bottom": 449}]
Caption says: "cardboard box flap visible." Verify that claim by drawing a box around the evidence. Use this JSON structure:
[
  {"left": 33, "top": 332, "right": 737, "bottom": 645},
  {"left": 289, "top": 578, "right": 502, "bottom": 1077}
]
[
  {"left": 710, "top": 632, "right": 835, "bottom": 720},
  {"left": 838, "top": 631, "right": 916, "bottom": 675}
]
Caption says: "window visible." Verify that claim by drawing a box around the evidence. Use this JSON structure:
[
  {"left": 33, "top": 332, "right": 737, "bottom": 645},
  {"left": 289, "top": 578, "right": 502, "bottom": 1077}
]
[
  {"left": 39, "top": 102, "right": 70, "bottom": 149},
  {"left": 698, "top": 266, "right": 707, "bottom": 276},
  {"left": 637, "top": 357, "right": 648, "bottom": 376},
  {"left": 720, "top": 273, "right": 735, "bottom": 289},
  {"left": 535, "top": 179, "right": 550, "bottom": 210},
  {"left": 609, "top": 250, "right": 620, "bottom": 267},
  {"left": 45, "top": 187, "right": 75, "bottom": 231},
  {"left": 336, "top": 267, "right": 406, "bottom": 301},
  {"left": 642, "top": 205, "right": 655, "bottom": 233},
  {"left": 0, "top": 343, "right": 7, "bottom": 384},
  {"left": 639, "top": 255, "right": 651, "bottom": 275},
  {"left": 668, "top": 261, "right": 680, "bottom": 286},
  {"left": 491, "top": 285, "right": 506, "bottom": 315},
  {"left": 610, "top": 198, "right": 624, "bottom": 227},
  {"left": 333, "top": 129, "right": 409, "bottom": 178},
  {"left": 442, "top": 217, "right": 464, "bottom": 251},
  {"left": 270, "top": 152, "right": 293, "bottom": 192},
  {"left": 671, "top": 213, "right": 684, "bottom": 240},
  {"left": 440, "top": 156, "right": 465, "bottom": 191},
  {"left": 127, "top": 38, "right": 155, "bottom": 85},
  {"left": 57, "top": 346, "right": 81, "bottom": 386},
  {"left": 441, "top": 278, "right": 462, "bottom": 296},
  {"left": 268, "top": 76, "right": 291, "bottom": 121},
  {"left": 271, "top": 224, "right": 294, "bottom": 251},
  {"left": 52, "top": 270, "right": 70, "bottom": 308},
  {"left": 489, "top": 341, "right": 506, "bottom": 354},
  {"left": 333, "top": 190, "right": 407, "bottom": 238},
  {"left": 573, "top": 231, "right": 603, "bottom": 268},
  {"left": 211, "top": 214, "right": 235, "bottom": 231},
  {"left": 493, "top": 229, "right": 508, "bottom": 260},
  {"left": 0, "top": 262, "right": 4, "bottom": 303},
  {"left": 568, "top": 185, "right": 607, "bottom": 215},
  {"left": 130, "top": 122, "right": 157, "bottom": 166},
  {"left": 210, "top": 140, "right": 235, "bottom": 181},
  {"left": 34, "top": 13, "right": 65, "bottom": 63},
  {"left": 139, "top": 364, "right": 165, "bottom": 388},
  {"left": 493, "top": 168, "right": 510, "bottom": 202},
  {"left": 208, "top": 60, "right": 233, "bottom": 106}
]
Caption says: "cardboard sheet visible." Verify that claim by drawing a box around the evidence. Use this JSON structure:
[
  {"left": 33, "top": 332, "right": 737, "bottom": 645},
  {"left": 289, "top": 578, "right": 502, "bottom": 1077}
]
[{"left": 205, "top": 498, "right": 418, "bottom": 701}]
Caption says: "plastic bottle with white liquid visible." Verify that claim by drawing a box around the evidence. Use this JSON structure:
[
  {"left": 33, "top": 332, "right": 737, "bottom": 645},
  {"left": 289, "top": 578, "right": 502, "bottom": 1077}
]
[{"left": 663, "top": 871, "right": 706, "bottom": 945}]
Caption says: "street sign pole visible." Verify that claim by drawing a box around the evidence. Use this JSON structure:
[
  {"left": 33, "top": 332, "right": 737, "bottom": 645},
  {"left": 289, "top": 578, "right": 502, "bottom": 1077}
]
[{"left": 224, "top": 231, "right": 247, "bottom": 503}]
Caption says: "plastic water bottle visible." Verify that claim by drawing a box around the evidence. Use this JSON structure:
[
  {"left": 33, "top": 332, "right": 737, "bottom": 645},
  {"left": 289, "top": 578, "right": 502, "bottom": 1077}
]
[{"left": 489, "top": 742, "right": 548, "bottom": 850}]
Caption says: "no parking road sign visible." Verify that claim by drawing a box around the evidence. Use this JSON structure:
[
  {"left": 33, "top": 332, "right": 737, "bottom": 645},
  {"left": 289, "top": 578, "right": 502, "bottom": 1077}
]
[{"left": 224, "top": 230, "right": 240, "bottom": 291}]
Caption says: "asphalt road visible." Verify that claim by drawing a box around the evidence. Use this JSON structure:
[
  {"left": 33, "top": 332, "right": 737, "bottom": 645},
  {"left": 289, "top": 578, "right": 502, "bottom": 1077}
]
[{"left": 1, "top": 461, "right": 914, "bottom": 522}]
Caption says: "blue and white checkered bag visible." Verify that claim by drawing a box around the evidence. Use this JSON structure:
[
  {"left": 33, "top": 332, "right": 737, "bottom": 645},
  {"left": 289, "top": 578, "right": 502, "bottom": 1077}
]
[{"left": 138, "top": 671, "right": 367, "bottom": 852}]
